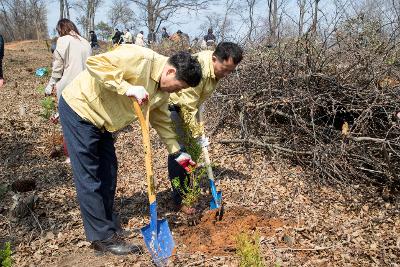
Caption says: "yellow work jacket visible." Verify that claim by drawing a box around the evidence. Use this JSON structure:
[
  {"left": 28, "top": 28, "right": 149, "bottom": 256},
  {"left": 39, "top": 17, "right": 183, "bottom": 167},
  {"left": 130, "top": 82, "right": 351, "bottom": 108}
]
[
  {"left": 62, "top": 44, "right": 180, "bottom": 153},
  {"left": 169, "top": 50, "right": 218, "bottom": 136}
]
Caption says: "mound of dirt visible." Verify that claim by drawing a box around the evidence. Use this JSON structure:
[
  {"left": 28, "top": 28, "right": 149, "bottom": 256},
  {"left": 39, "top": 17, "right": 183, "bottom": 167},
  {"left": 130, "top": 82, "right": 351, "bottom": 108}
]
[{"left": 176, "top": 208, "right": 284, "bottom": 255}]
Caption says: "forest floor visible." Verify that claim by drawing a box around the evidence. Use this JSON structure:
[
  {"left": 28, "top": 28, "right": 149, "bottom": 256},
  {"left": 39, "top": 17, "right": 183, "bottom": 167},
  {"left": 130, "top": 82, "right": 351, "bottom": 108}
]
[{"left": 0, "top": 40, "right": 399, "bottom": 266}]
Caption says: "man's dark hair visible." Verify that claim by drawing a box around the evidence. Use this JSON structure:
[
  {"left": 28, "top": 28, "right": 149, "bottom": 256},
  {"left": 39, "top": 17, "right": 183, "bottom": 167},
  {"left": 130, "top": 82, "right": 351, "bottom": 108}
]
[
  {"left": 168, "top": 52, "right": 202, "bottom": 87},
  {"left": 213, "top": 42, "right": 243, "bottom": 65}
]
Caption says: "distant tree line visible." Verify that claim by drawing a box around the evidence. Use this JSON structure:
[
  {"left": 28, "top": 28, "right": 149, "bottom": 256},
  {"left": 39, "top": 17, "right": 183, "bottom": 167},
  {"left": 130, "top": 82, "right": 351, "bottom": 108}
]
[{"left": 0, "top": 0, "right": 48, "bottom": 41}]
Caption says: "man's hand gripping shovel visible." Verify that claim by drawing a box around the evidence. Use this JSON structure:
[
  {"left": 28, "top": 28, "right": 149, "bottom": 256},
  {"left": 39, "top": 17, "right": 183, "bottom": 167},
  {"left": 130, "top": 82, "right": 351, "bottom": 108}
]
[{"left": 133, "top": 100, "right": 175, "bottom": 266}]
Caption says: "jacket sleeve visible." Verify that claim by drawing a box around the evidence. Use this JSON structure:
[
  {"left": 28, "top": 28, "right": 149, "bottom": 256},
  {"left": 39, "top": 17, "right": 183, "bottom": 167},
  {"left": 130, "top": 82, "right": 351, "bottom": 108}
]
[
  {"left": 175, "top": 81, "right": 207, "bottom": 137},
  {"left": 51, "top": 45, "right": 65, "bottom": 80},
  {"left": 85, "top": 47, "right": 141, "bottom": 95},
  {"left": 149, "top": 101, "right": 180, "bottom": 154}
]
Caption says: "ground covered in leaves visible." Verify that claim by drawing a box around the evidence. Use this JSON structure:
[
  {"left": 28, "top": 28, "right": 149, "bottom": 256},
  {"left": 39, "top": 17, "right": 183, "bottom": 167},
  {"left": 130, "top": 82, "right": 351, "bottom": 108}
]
[{"left": 0, "top": 41, "right": 399, "bottom": 266}]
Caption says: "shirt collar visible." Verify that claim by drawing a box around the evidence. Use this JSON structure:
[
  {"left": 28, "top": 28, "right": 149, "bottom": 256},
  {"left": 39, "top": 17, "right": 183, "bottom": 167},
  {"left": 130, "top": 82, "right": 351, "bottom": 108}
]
[{"left": 151, "top": 54, "right": 169, "bottom": 84}]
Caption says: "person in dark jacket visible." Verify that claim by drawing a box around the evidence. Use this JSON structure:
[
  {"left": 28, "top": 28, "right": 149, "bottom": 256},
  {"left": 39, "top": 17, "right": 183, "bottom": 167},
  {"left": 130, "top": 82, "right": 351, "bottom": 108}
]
[
  {"left": 161, "top": 27, "right": 169, "bottom": 40},
  {"left": 147, "top": 29, "right": 156, "bottom": 46},
  {"left": 112, "top": 29, "right": 123, "bottom": 45},
  {"left": 204, "top": 28, "right": 216, "bottom": 48},
  {"left": 0, "top": 34, "right": 4, "bottom": 87},
  {"left": 89, "top": 30, "right": 99, "bottom": 48}
]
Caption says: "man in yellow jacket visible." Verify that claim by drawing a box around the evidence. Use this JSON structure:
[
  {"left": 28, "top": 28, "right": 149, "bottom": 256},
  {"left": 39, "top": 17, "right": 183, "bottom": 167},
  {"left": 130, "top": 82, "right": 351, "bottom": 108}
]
[
  {"left": 59, "top": 45, "right": 202, "bottom": 255},
  {"left": 168, "top": 42, "right": 243, "bottom": 214}
]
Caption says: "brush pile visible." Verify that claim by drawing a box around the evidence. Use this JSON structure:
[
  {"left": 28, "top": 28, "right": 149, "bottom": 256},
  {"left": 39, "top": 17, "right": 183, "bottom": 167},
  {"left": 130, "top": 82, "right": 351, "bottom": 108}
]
[{"left": 216, "top": 19, "right": 400, "bottom": 190}]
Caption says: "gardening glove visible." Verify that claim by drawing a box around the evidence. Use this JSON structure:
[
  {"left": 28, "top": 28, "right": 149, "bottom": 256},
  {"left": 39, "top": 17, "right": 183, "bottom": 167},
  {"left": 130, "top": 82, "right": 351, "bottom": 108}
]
[
  {"left": 175, "top": 152, "right": 196, "bottom": 173},
  {"left": 197, "top": 135, "right": 209, "bottom": 148},
  {"left": 50, "top": 112, "right": 59, "bottom": 124},
  {"left": 125, "top": 85, "right": 149, "bottom": 105},
  {"left": 45, "top": 77, "right": 58, "bottom": 96},
  {"left": 45, "top": 84, "right": 54, "bottom": 96}
]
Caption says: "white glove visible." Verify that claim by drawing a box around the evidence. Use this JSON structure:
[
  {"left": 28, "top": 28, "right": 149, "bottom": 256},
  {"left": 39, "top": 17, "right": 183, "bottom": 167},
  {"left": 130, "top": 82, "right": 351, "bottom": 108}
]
[
  {"left": 45, "top": 84, "right": 53, "bottom": 95},
  {"left": 197, "top": 135, "right": 209, "bottom": 148},
  {"left": 125, "top": 86, "right": 149, "bottom": 105},
  {"left": 45, "top": 77, "right": 58, "bottom": 96}
]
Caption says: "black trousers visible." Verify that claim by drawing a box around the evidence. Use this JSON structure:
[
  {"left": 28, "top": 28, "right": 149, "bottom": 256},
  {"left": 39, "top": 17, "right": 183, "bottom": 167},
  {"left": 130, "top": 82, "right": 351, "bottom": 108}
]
[
  {"left": 59, "top": 96, "right": 119, "bottom": 241},
  {"left": 168, "top": 109, "right": 190, "bottom": 205}
]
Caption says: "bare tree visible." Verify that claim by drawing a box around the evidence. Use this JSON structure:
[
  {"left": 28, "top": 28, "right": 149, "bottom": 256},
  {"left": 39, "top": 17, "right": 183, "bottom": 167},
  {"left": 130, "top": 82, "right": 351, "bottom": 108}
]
[
  {"left": 129, "top": 0, "right": 211, "bottom": 34},
  {"left": 107, "top": 0, "right": 136, "bottom": 29},
  {"left": 310, "top": 0, "right": 320, "bottom": 34},
  {"left": 297, "top": 0, "right": 306, "bottom": 36},
  {"left": 267, "top": 0, "right": 278, "bottom": 39},
  {"left": 200, "top": 0, "right": 236, "bottom": 42},
  {"left": 59, "top": 0, "right": 70, "bottom": 20},
  {"left": 245, "top": 0, "right": 257, "bottom": 40},
  {"left": 75, "top": 0, "right": 102, "bottom": 38},
  {"left": 0, "top": 0, "right": 47, "bottom": 41}
]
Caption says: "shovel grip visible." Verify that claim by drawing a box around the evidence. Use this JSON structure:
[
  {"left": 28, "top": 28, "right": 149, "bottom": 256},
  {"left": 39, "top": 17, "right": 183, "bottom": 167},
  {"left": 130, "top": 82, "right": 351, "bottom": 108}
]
[{"left": 133, "top": 100, "right": 156, "bottom": 204}]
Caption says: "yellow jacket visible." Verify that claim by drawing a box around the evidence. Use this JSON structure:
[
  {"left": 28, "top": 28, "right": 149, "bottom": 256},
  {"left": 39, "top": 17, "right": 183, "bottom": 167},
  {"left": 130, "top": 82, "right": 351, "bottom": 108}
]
[
  {"left": 62, "top": 44, "right": 180, "bottom": 153},
  {"left": 169, "top": 50, "right": 218, "bottom": 136}
]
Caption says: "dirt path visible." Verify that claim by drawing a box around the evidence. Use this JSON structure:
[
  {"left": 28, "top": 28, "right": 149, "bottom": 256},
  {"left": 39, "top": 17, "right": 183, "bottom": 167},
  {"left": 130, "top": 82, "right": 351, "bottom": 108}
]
[{"left": 0, "top": 40, "right": 399, "bottom": 266}]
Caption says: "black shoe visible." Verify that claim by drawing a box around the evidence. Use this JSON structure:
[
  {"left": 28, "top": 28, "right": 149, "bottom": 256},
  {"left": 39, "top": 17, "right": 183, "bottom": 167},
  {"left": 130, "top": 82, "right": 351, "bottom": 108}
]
[
  {"left": 116, "top": 228, "right": 132, "bottom": 237},
  {"left": 91, "top": 234, "right": 142, "bottom": 255}
]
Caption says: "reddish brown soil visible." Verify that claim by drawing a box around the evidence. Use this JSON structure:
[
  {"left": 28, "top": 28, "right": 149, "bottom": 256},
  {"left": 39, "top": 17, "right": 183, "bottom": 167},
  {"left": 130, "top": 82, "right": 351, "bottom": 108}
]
[{"left": 176, "top": 208, "right": 284, "bottom": 255}]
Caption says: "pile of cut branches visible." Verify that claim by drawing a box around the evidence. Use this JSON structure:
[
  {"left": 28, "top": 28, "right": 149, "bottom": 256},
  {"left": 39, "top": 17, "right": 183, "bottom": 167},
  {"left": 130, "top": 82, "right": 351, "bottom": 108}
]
[{"left": 216, "top": 20, "right": 400, "bottom": 190}]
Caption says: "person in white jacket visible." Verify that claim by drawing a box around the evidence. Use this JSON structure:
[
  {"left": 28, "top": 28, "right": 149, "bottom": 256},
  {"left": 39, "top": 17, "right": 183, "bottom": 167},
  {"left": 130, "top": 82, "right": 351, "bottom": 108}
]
[
  {"left": 45, "top": 19, "right": 92, "bottom": 99},
  {"left": 45, "top": 19, "right": 91, "bottom": 162},
  {"left": 135, "top": 31, "right": 145, "bottom": 46},
  {"left": 123, "top": 29, "right": 133, "bottom": 44}
]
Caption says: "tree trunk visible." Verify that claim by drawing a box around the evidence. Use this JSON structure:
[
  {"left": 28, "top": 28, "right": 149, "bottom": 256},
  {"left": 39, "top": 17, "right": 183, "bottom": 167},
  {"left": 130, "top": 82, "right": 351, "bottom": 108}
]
[
  {"left": 59, "top": 0, "right": 64, "bottom": 20},
  {"left": 298, "top": 0, "right": 306, "bottom": 37},
  {"left": 311, "top": 0, "right": 319, "bottom": 35},
  {"left": 268, "top": 0, "right": 278, "bottom": 41}
]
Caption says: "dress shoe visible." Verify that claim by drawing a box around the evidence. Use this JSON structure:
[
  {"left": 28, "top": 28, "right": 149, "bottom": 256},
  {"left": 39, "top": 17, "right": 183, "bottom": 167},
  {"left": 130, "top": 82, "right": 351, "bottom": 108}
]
[{"left": 91, "top": 234, "right": 142, "bottom": 255}]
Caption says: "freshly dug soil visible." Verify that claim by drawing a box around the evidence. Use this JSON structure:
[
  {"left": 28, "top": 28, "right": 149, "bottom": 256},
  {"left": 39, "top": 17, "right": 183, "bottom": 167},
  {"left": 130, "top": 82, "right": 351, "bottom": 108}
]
[{"left": 176, "top": 208, "right": 284, "bottom": 255}]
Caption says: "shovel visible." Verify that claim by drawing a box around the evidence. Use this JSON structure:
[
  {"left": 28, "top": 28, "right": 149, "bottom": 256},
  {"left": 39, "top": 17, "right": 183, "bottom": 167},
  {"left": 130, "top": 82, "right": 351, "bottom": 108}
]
[
  {"left": 132, "top": 101, "right": 175, "bottom": 266},
  {"left": 198, "top": 106, "right": 223, "bottom": 220}
]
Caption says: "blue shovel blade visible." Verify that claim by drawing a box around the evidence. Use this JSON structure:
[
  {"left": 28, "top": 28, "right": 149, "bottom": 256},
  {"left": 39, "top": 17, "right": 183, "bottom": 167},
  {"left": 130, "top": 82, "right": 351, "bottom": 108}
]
[
  {"left": 210, "top": 191, "right": 222, "bottom": 210},
  {"left": 209, "top": 179, "right": 222, "bottom": 210},
  {"left": 141, "top": 202, "right": 175, "bottom": 266}
]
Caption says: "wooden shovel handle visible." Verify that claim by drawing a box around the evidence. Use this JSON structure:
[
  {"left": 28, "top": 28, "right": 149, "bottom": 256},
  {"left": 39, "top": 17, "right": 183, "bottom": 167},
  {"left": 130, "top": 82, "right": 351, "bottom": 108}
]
[
  {"left": 197, "top": 106, "right": 215, "bottom": 181},
  {"left": 133, "top": 100, "right": 156, "bottom": 204}
]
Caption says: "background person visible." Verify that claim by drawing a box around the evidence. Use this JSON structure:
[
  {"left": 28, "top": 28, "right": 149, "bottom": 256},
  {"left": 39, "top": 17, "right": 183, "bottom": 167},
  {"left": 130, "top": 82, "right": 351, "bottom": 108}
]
[
  {"left": 124, "top": 29, "right": 133, "bottom": 44},
  {"left": 89, "top": 30, "right": 99, "bottom": 48},
  {"left": 112, "top": 28, "right": 123, "bottom": 45},
  {"left": 147, "top": 28, "right": 156, "bottom": 46},
  {"left": 135, "top": 31, "right": 145, "bottom": 46},
  {"left": 44, "top": 19, "right": 91, "bottom": 162}
]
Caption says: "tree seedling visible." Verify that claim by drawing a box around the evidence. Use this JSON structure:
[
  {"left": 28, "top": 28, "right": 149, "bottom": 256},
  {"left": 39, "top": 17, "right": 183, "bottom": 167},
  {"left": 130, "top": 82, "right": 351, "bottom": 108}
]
[{"left": 172, "top": 107, "right": 206, "bottom": 209}]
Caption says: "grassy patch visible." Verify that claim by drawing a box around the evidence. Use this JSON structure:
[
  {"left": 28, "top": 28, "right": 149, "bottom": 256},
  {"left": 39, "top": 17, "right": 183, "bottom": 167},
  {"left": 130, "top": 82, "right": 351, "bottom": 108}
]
[
  {"left": 236, "top": 232, "right": 264, "bottom": 267},
  {"left": 0, "top": 242, "right": 12, "bottom": 267}
]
